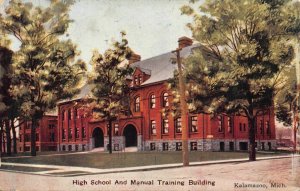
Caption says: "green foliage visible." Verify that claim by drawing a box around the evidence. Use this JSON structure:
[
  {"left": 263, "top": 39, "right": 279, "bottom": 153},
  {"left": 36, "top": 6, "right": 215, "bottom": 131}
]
[
  {"left": 88, "top": 32, "right": 133, "bottom": 121},
  {"left": 180, "top": 0, "right": 299, "bottom": 120},
  {"left": 0, "top": 0, "right": 86, "bottom": 120},
  {"left": 0, "top": 46, "right": 13, "bottom": 114}
]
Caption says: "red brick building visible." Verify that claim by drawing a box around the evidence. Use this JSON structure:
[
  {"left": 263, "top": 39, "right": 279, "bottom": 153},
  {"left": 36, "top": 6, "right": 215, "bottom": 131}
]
[
  {"left": 19, "top": 114, "right": 58, "bottom": 152},
  {"left": 56, "top": 37, "right": 276, "bottom": 152}
]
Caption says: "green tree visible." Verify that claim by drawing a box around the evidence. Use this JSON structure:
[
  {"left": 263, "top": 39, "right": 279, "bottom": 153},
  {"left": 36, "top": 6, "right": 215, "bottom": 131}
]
[
  {"left": 88, "top": 32, "right": 132, "bottom": 154},
  {"left": 0, "top": 0, "right": 86, "bottom": 156},
  {"left": 181, "top": 0, "right": 299, "bottom": 160},
  {"left": 0, "top": 40, "right": 13, "bottom": 155}
]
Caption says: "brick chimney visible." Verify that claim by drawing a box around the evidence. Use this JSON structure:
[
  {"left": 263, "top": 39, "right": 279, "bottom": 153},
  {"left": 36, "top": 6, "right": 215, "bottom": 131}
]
[
  {"left": 128, "top": 53, "right": 141, "bottom": 65},
  {"left": 178, "top": 36, "right": 193, "bottom": 49}
]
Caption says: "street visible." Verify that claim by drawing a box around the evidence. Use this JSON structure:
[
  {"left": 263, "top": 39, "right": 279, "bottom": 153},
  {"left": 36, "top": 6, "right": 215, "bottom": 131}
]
[{"left": 0, "top": 156, "right": 299, "bottom": 191}]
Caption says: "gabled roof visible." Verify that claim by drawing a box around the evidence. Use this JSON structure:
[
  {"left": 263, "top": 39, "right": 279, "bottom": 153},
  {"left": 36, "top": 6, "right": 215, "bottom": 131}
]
[
  {"left": 131, "top": 44, "right": 199, "bottom": 86},
  {"left": 58, "top": 43, "right": 201, "bottom": 104},
  {"left": 57, "top": 83, "right": 92, "bottom": 105}
]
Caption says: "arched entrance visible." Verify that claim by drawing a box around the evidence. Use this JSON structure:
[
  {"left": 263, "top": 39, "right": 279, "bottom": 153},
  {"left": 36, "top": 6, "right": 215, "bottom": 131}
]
[
  {"left": 92, "top": 127, "right": 104, "bottom": 148},
  {"left": 123, "top": 124, "right": 137, "bottom": 147}
]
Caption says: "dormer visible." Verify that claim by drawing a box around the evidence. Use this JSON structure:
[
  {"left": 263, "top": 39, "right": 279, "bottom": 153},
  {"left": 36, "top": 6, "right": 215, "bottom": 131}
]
[{"left": 132, "top": 67, "right": 151, "bottom": 87}]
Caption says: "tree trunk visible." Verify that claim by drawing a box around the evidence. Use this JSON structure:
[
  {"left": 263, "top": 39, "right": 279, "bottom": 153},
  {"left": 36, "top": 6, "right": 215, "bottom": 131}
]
[
  {"left": 108, "top": 119, "right": 112, "bottom": 154},
  {"left": 2, "top": 130, "right": 5, "bottom": 154},
  {"left": 5, "top": 119, "right": 11, "bottom": 156},
  {"left": 249, "top": 117, "right": 256, "bottom": 161},
  {"left": 11, "top": 119, "right": 17, "bottom": 154},
  {"left": 31, "top": 119, "right": 37, "bottom": 156}
]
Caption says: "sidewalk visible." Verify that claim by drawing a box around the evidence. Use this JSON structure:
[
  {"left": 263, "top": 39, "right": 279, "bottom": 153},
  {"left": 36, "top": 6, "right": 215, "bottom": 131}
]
[{"left": 1, "top": 154, "right": 299, "bottom": 177}]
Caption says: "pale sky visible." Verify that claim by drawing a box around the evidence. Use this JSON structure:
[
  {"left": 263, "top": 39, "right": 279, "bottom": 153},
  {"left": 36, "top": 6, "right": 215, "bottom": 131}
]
[{"left": 3, "top": 0, "right": 205, "bottom": 69}]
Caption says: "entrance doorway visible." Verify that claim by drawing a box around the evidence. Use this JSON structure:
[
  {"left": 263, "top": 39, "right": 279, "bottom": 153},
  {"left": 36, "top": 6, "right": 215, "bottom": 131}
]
[
  {"left": 123, "top": 124, "right": 137, "bottom": 147},
  {"left": 92, "top": 127, "right": 104, "bottom": 148}
]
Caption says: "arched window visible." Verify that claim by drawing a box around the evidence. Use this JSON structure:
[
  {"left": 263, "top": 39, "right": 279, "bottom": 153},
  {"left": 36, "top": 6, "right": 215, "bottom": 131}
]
[
  {"left": 134, "top": 96, "right": 140, "bottom": 112},
  {"left": 162, "top": 92, "right": 169, "bottom": 107},
  {"left": 150, "top": 94, "right": 156, "bottom": 108}
]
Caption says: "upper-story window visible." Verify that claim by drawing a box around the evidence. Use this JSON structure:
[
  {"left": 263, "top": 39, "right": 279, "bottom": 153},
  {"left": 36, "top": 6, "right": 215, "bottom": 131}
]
[
  {"left": 162, "top": 92, "right": 169, "bottom": 107},
  {"left": 266, "top": 121, "right": 270, "bottom": 135},
  {"left": 162, "top": 118, "right": 169, "bottom": 134},
  {"left": 49, "top": 124, "right": 55, "bottom": 129},
  {"left": 151, "top": 120, "right": 156, "bottom": 135},
  {"left": 62, "top": 110, "right": 65, "bottom": 121},
  {"left": 134, "top": 76, "right": 138, "bottom": 85},
  {"left": 175, "top": 118, "right": 182, "bottom": 133},
  {"left": 190, "top": 116, "right": 198, "bottom": 132},
  {"left": 114, "top": 123, "right": 119, "bottom": 136},
  {"left": 68, "top": 109, "right": 71, "bottom": 120},
  {"left": 217, "top": 115, "right": 223, "bottom": 132},
  {"left": 150, "top": 94, "right": 156, "bottom": 108},
  {"left": 228, "top": 116, "right": 233, "bottom": 133},
  {"left": 138, "top": 75, "right": 142, "bottom": 85},
  {"left": 260, "top": 120, "right": 263, "bottom": 134},
  {"left": 74, "top": 108, "right": 78, "bottom": 119},
  {"left": 134, "top": 96, "right": 140, "bottom": 112}
]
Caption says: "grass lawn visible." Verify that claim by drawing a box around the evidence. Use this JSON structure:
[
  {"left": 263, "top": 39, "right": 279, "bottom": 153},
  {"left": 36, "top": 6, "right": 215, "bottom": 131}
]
[{"left": 2, "top": 151, "right": 290, "bottom": 169}]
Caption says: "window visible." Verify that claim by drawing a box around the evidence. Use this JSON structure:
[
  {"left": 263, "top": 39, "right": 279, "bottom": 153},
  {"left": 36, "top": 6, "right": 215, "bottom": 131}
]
[
  {"left": 134, "top": 76, "right": 138, "bottom": 85},
  {"left": 228, "top": 116, "right": 233, "bottom": 132},
  {"left": 163, "top": 143, "right": 168, "bottom": 151},
  {"left": 239, "top": 123, "right": 246, "bottom": 132},
  {"left": 260, "top": 120, "right": 263, "bottom": 134},
  {"left": 191, "top": 142, "right": 197, "bottom": 151},
  {"left": 162, "top": 118, "right": 169, "bottom": 134},
  {"left": 68, "top": 109, "right": 71, "bottom": 120},
  {"left": 82, "top": 127, "right": 86, "bottom": 138},
  {"left": 25, "top": 134, "right": 30, "bottom": 142},
  {"left": 218, "top": 115, "right": 223, "bottom": 132},
  {"left": 138, "top": 75, "right": 142, "bottom": 84},
  {"left": 62, "top": 110, "right": 65, "bottom": 121},
  {"left": 68, "top": 128, "right": 72, "bottom": 139},
  {"left": 176, "top": 142, "right": 182, "bottom": 151},
  {"left": 114, "top": 123, "right": 119, "bottom": 136},
  {"left": 49, "top": 124, "right": 55, "bottom": 129},
  {"left": 151, "top": 120, "right": 156, "bottom": 135},
  {"left": 74, "top": 109, "right": 78, "bottom": 119},
  {"left": 75, "top": 128, "right": 79, "bottom": 138},
  {"left": 266, "top": 121, "right": 270, "bottom": 135},
  {"left": 50, "top": 133, "right": 55, "bottom": 142},
  {"left": 134, "top": 96, "right": 140, "bottom": 112},
  {"left": 162, "top": 92, "right": 169, "bottom": 107},
  {"left": 150, "top": 143, "right": 155, "bottom": 150},
  {"left": 62, "top": 129, "right": 66, "bottom": 140},
  {"left": 175, "top": 118, "right": 182, "bottom": 133},
  {"left": 150, "top": 94, "right": 156, "bottom": 108},
  {"left": 26, "top": 123, "right": 31, "bottom": 129},
  {"left": 190, "top": 116, "right": 198, "bottom": 132},
  {"left": 36, "top": 133, "right": 39, "bottom": 142}
]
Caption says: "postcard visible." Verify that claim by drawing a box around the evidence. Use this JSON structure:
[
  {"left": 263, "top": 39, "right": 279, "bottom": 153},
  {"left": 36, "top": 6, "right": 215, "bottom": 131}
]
[{"left": 0, "top": 0, "right": 299, "bottom": 191}]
